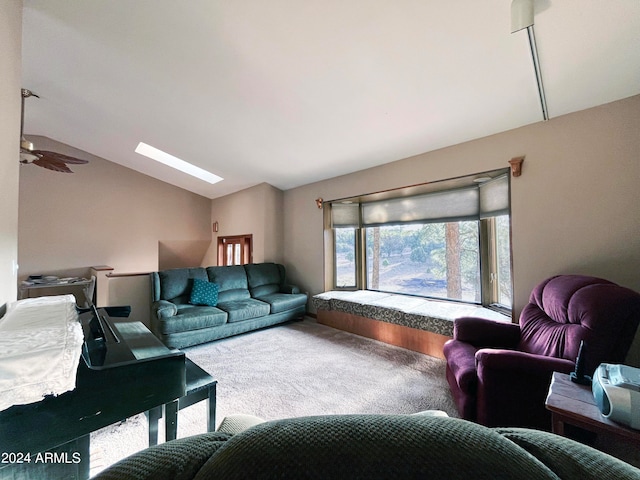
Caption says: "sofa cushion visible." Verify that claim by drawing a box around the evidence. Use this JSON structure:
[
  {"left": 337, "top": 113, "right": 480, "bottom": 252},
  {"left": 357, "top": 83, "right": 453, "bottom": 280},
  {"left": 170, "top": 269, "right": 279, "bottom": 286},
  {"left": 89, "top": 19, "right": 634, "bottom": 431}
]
[
  {"left": 156, "top": 304, "right": 227, "bottom": 334},
  {"left": 158, "top": 268, "right": 208, "bottom": 302},
  {"left": 190, "top": 279, "right": 219, "bottom": 307},
  {"left": 196, "top": 415, "right": 561, "bottom": 480},
  {"left": 251, "top": 284, "right": 280, "bottom": 297},
  {"left": 207, "top": 266, "right": 251, "bottom": 303},
  {"left": 216, "top": 298, "right": 270, "bottom": 323},
  {"left": 245, "top": 263, "right": 283, "bottom": 296},
  {"left": 253, "top": 292, "right": 307, "bottom": 314},
  {"left": 94, "top": 415, "right": 640, "bottom": 480}
]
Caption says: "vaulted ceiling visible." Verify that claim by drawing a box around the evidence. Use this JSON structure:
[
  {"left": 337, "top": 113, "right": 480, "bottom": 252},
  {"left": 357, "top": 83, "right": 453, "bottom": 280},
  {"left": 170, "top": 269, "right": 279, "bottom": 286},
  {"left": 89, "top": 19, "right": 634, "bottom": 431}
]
[{"left": 21, "top": 1, "right": 640, "bottom": 199}]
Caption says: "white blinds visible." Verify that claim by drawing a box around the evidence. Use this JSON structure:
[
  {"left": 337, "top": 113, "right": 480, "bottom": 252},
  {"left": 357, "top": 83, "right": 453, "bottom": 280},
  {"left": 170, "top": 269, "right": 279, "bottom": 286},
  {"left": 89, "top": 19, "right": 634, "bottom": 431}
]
[
  {"left": 330, "top": 172, "right": 509, "bottom": 228},
  {"left": 479, "top": 174, "right": 509, "bottom": 218},
  {"left": 362, "top": 187, "right": 479, "bottom": 226},
  {"left": 330, "top": 203, "right": 360, "bottom": 227}
]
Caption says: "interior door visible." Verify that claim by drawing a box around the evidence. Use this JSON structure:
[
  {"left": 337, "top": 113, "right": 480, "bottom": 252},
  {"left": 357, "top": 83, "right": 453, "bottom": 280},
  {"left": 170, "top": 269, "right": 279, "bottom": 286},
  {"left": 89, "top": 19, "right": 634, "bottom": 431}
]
[{"left": 217, "top": 234, "right": 252, "bottom": 266}]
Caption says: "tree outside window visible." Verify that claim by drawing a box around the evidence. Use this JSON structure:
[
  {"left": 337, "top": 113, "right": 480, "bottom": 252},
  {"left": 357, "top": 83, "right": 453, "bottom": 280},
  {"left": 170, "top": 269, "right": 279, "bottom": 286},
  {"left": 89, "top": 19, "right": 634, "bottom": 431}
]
[{"left": 365, "top": 222, "right": 480, "bottom": 302}]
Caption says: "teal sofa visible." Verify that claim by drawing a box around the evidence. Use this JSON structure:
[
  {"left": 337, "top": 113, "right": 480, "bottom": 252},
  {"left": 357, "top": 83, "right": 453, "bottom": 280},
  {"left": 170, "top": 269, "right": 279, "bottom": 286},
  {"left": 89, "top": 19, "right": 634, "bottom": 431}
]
[{"left": 150, "top": 263, "right": 307, "bottom": 348}]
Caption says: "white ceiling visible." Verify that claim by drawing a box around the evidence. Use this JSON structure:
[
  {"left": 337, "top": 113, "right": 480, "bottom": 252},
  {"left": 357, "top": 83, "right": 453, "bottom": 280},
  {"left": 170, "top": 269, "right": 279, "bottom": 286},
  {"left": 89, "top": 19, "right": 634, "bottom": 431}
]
[{"left": 21, "top": 1, "right": 640, "bottom": 199}]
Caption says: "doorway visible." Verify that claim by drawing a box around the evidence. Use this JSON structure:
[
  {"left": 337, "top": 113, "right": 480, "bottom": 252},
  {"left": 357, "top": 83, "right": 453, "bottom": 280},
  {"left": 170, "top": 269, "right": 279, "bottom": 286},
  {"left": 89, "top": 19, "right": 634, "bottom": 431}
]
[{"left": 217, "top": 234, "right": 253, "bottom": 266}]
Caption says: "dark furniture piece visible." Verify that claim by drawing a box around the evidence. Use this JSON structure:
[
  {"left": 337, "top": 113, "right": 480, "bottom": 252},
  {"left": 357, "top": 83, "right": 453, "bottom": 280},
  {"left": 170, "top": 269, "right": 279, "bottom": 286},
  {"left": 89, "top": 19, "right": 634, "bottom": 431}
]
[
  {"left": 443, "top": 275, "right": 640, "bottom": 429},
  {"left": 546, "top": 371, "right": 640, "bottom": 444},
  {"left": 150, "top": 262, "right": 308, "bottom": 349},
  {"left": 94, "top": 414, "right": 640, "bottom": 480},
  {"left": 0, "top": 307, "right": 185, "bottom": 480},
  {"left": 147, "top": 358, "right": 217, "bottom": 446}
]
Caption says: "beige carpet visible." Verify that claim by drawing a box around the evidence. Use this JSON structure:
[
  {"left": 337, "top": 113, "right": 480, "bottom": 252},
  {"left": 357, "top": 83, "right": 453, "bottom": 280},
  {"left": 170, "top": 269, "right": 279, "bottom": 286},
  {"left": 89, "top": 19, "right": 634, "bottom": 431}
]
[{"left": 90, "top": 318, "right": 457, "bottom": 476}]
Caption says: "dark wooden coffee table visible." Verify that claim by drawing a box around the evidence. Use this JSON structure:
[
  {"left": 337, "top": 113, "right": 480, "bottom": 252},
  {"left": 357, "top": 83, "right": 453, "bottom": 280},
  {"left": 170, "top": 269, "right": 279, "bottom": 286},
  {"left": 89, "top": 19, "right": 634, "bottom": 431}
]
[
  {"left": 147, "top": 358, "right": 217, "bottom": 445},
  {"left": 545, "top": 371, "right": 640, "bottom": 444}
]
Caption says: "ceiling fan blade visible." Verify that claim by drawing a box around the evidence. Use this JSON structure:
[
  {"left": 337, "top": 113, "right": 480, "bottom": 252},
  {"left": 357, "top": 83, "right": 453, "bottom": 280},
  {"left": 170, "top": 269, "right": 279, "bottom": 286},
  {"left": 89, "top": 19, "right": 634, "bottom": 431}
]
[
  {"left": 31, "top": 150, "right": 89, "bottom": 165},
  {"left": 33, "top": 157, "right": 74, "bottom": 173},
  {"left": 19, "top": 89, "right": 90, "bottom": 173}
]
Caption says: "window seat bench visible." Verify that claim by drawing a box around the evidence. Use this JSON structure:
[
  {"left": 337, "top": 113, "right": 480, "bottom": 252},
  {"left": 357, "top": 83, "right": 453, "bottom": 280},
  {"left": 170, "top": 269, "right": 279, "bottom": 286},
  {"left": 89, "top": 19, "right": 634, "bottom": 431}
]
[{"left": 312, "top": 290, "right": 510, "bottom": 359}]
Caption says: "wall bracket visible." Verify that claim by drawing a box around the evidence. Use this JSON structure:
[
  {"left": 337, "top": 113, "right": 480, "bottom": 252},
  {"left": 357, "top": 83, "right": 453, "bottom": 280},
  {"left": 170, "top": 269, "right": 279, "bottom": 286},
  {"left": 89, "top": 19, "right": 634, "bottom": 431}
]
[{"left": 509, "top": 156, "right": 525, "bottom": 177}]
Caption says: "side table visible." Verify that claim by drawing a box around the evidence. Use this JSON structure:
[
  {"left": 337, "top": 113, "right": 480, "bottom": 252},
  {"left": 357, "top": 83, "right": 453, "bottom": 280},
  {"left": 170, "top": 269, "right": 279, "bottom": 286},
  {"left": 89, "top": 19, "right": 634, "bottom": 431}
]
[{"left": 545, "top": 371, "right": 640, "bottom": 444}]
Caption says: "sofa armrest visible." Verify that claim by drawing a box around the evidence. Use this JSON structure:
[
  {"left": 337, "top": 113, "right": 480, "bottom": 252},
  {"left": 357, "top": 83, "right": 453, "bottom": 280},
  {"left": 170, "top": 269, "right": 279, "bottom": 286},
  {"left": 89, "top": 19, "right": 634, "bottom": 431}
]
[
  {"left": 280, "top": 284, "right": 301, "bottom": 294},
  {"left": 496, "top": 427, "right": 640, "bottom": 480},
  {"left": 93, "top": 432, "right": 231, "bottom": 480},
  {"left": 454, "top": 317, "right": 520, "bottom": 348},
  {"left": 151, "top": 300, "right": 178, "bottom": 319}
]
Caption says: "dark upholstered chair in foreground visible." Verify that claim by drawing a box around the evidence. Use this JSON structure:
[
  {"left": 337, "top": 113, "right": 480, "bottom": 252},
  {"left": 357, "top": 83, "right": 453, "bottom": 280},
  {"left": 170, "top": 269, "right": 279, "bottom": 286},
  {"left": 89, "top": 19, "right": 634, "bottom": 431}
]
[
  {"left": 444, "top": 275, "right": 640, "bottom": 430},
  {"left": 93, "top": 414, "right": 640, "bottom": 480}
]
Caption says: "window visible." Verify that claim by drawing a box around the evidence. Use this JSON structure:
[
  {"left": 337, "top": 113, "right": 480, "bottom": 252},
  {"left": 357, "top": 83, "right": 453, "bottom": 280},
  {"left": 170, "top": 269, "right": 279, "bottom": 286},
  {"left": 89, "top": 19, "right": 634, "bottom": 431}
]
[
  {"left": 335, "top": 228, "right": 357, "bottom": 288},
  {"left": 491, "top": 215, "right": 512, "bottom": 308},
  {"left": 328, "top": 170, "right": 511, "bottom": 310},
  {"left": 365, "top": 222, "right": 480, "bottom": 302},
  {"left": 217, "top": 234, "right": 252, "bottom": 266}
]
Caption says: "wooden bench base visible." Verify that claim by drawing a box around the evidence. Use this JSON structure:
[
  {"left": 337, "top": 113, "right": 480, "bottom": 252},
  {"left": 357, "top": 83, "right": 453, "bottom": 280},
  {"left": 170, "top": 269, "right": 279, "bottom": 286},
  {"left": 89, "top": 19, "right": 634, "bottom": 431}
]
[{"left": 317, "top": 310, "right": 450, "bottom": 359}]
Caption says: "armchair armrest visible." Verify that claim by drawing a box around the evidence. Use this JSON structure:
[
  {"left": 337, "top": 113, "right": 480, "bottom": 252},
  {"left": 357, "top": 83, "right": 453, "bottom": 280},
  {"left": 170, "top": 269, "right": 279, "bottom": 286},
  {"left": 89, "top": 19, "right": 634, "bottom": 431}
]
[
  {"left": 454, "top": 317, "right": 520, "bottom": 349},
  {"left": 474, "top": 349, "right": 575, "bottom": 428},
  {"left": 151, "top": 300, "right": 178, "bottom": 319},
  {"left": 475, "top": 349, "right": 575, "bottom": 376},
  {"left": 280, "top": 284, "right": 301, "bottom": 294}
]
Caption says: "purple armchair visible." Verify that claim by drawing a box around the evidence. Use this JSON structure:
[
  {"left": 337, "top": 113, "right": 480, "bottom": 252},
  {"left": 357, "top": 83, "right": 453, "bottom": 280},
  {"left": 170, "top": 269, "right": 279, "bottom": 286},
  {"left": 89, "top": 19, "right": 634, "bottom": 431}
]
[{"left": 443, "top": 275, "right": 640, "bottom": 430}]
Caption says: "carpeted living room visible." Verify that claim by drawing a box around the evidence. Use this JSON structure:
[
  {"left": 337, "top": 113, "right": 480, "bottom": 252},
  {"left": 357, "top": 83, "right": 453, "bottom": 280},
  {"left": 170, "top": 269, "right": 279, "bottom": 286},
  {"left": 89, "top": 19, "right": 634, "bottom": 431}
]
[
  {"left": 88, "top": 318, "right": 459, "bottom": 475},
  {"left": 3, "top": 1, "right": 640, "bottom": 479}
]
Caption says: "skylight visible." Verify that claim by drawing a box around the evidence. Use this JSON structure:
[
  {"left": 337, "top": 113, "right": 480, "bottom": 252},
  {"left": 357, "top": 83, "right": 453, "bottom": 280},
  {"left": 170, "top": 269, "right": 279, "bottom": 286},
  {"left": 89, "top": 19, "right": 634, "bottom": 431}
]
[{"left": 135, "top": 142, "right": 223, "bottom": 185}]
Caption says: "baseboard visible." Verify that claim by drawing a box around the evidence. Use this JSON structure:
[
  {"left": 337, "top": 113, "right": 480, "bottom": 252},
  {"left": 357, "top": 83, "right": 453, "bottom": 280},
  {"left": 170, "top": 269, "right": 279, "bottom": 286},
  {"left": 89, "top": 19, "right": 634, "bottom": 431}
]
[{"left": 316, "top": 310, "right": 450, "bottom": 359}]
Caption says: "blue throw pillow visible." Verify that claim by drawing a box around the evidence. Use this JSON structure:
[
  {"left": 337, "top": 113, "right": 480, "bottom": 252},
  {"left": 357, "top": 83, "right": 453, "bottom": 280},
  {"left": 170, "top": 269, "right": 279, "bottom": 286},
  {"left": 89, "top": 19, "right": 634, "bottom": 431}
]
[{"left": 190, "top": 278, "right": 219, "bottom": 306}]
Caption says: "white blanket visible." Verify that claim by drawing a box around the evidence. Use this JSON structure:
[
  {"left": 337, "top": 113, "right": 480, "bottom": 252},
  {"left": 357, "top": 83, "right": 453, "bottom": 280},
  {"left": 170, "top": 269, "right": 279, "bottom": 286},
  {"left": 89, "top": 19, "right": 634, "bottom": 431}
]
[{"left": 0, "top": 295, "right": 85, "bottom": 412}]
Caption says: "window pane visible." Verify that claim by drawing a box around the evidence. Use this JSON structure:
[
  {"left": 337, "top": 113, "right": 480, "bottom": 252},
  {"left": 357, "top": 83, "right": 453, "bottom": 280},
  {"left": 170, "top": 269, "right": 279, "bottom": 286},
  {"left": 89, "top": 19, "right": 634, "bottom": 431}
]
[
  {"left": 495, "top": 215, "right": 512, "bottom": 307},
  {"left": 335, "top": 228, "right": 356, "bottom": 287},
  {"left": 365, "top": 222, "right": 480, "bottom": 302}
]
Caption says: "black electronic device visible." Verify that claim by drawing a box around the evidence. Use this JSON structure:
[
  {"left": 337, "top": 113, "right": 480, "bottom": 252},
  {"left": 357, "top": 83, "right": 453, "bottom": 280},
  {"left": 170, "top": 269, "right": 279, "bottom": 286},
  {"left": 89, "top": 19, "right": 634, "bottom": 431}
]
[{"left": 570, "top": 340, "right": 592, "bottom": 385}]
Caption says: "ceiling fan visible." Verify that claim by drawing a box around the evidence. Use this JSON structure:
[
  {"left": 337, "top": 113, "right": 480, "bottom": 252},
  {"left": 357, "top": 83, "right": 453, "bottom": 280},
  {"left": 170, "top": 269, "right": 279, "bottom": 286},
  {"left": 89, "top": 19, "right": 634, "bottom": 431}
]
[{"left": 20, "top": 89, "right": 89, "bottom": 173}]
